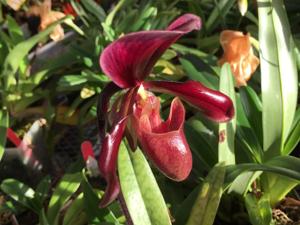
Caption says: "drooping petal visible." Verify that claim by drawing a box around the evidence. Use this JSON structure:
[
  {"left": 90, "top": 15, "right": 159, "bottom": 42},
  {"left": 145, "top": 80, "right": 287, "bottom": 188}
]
[
  {"left": 133, "top": 95, "right": 192, "bottom": 181},
  {"left": 143, "top": 80, "right": 234, "bottom": 122},
  {"left": 99, "top": 14, "right": 201, "bottom": 88},
  {"left": 98, "top": 117, "right": 127, "bottom": 207},
  {"left": 97, "top": 82, "right": 121, "bottom": 144},
  {"left": 167, "top": 13, "right": 201, "bottom": 32}
]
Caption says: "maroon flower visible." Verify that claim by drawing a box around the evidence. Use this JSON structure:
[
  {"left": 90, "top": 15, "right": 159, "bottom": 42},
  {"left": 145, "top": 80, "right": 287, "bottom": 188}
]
[{"left": 97, "top": 14, "right": 234, "bottom": 207}]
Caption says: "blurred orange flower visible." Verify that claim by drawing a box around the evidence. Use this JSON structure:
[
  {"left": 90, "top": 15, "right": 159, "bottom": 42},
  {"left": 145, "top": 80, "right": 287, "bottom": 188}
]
[
  {"left": 218, "top": 30, "right": 259, "bottom": 87},
  {"left": 28, "top": 0, "right": 65, "bottom": 41}
]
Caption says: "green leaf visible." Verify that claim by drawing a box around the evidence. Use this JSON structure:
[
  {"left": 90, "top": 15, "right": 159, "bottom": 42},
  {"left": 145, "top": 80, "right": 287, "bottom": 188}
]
[
  {"left": 173, "top": 186, "right": 201, "bottom": 225},
  {"left": 205, "top": 0, "right": 235, "bottom": 33},
  {"left": 185, "top": 118, "right": 218, "bottom": 172},
  {"left": 0, "top": 109, "right": 8, "bottom": 161},
  {"left": 63, "top": 194, "right": 87, "bottom": 225},
  {"left": 105, "top": 0, "right": 132, "bottom": 27},
  {"left": 258, "top": 0, "right": 298, "bottom": 157},
  {"left": 245, "top": 193, "right": 275, "bottom": 225},
  {"left": 118, "top": 142, "right": 171, "bottom": 225},
  {"left": 225, "top": 156, "right": 300, "bottom": 186},
  {"left": 47, "top": 172, "right": 83, "bottom": 225},
  {"left": 179, "top": 58, "right": 217, "bottom": 90},
  {"left": 81, "top": 172, "right": 120, "bottom": 224},
  {"left": 39, "top": 210, "right": 50, "bottom": 225},
  {"left": 6, "top": 15, "right": 24, "bottom": 44},
  {"left": 239, "top": 86, "right": 263, "bottom": 146},
  {"left": 261, "top": 173, "right": 298, "bottom": 206},
  {"left": 80, "top": 0, "right": 106, "bottom": 22},
  {"left": 0, "top": 179, "right": 39, "bottom": 213},
  {"left": 186, "top": 163, "right": 226, "bottom": 225},
  {"left": 2, "top": 16, "right": 72, "bottom": 89},
  {"left": 34, "top": 176, "right": 51, "bottom": 204},
  {"left": 283, "top": 108, "right": 300, "bottom": 155},
  {"left": 218, "top": 64, "right": 236, "bottom": 165},
  {"left": 235, "top": 94, "right": 263, "bottom": 162},
  {"left": 228, "top": 171, "right": 261, "bottom": 195}
]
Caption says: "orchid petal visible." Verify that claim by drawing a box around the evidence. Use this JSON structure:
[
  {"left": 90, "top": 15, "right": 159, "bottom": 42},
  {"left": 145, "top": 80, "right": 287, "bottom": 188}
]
[
  {"left": 143, "top": 80, "right": 234, "bottom": 122},
  {"left": 100, "top": 14, "right": 201, "bottom": 88},
  {"left": 98, "top": 117, "right": 127, "bottom": 207},
  {"left": 134, "top": 96, "right": 192, "bottom": 181},
  {"left": 167, "top": 13, "right": 201, "bottom": 32}
]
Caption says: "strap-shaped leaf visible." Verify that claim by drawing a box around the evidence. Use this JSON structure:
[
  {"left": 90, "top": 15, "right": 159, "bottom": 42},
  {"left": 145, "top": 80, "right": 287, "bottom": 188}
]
[
  {"left": 218, "top": 63, "right": 236, "bottom": 165},
  {"left": 47, "top": 172, "right": 83, "bottom": 225},
  {"left": 258, "top": 0, "right": 298, "bottom": 157},
  {"left": 186, "top": 163, "right": 226, "bottom": 225},
  {"left": 245, "top": 193, "right": 274, "bottom": 225},
  {"left": 0, "top": 109, "right": 8, "bottom": 161},
  {"left": 2, "top": 16, "right": 72, "bottom": 89},
  {"left": 225, "top": 155, "right": 300, "bottom": 185},
  {"left": 81, "top": 173, "right": 120, "bottom": 224},
  {"left": 118, "top": 141, "right": 171, "bottom": 225},
  {"left": 0, "top": 179, "right": 39, "bottom": 213}
]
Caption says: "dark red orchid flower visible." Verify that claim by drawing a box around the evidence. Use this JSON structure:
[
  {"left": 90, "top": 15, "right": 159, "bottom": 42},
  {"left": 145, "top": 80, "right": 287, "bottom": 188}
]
[{"left": 97, "top": 14, "right": 234, "bottom": 207}]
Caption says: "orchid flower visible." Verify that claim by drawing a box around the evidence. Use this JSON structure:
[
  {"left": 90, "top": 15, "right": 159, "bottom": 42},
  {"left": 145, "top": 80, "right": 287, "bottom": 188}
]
[
  {"left": 218, "top": 30, "right": 260, "bottom": 87},
  {"left": 97, "top": 14, "right": 234, "bottom": 207}
]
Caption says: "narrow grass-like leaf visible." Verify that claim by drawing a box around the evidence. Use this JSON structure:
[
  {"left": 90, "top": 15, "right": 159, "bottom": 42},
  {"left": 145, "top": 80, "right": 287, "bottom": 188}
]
[
  {"left": 0, "top": 110, "right": 8, "bottom": 161},
  {"left": 63, "top": 194, "right": 87, "bottom": 225},
  {"left": 173, "top": 186, "right": 201, "bottom": 225},
  {"left": 225, "top": 156, "right": 300, "bottom": 186},
  {"left": 205, "top": 0, "right": 235, "bottom": 33},
  {"left": 245, "top": 193, "right": 274, "bottom": 225},
  {"left": 186, "top": 163, "right": 226, "bottom": 225},
  {"left": 283, "top": 108, "right": 300, "bottom": 155},
  {"left": 239, "top": 86, "right": 263, "bottom": 146},
  {"left": 180, "top": 58, "right": 217, "bottom": 89},
  {"left": 81, "top": 172, "right": 120, "bottom": 224},
  {"left": 185, "top": 118, "right": 218, "bottom": 171},
  {"left": 0, "top": 179, "right": 38, "bottom": 212},
  {"left": 80, "top": 0, "right": 106, "bottom": 22},
  {"left": 218, "top": 63, "right": 236, "bottom": 165},
  {"left": 34, "top": 176, "right": 51, "bottom": 204},
  {"left": 261, "top": 173, "right": 298, "bottom": 206},
  {"left": 47, "top": 172, "right": 83, "bottom": 225},
  {"left": 6, "top": 15, "right": 24, "bottom": 44},
  {"left": 235, "top": 94, "right": 263, "bottom": 163},
  {"left": 2, "top": 16, "right": 71, "bottom": 89},
  {"left": 258, "top": 0, "right": 298, "bottom": 157},
  {"left": 228, "top": 172, "right": 261, "bottom": 195}
]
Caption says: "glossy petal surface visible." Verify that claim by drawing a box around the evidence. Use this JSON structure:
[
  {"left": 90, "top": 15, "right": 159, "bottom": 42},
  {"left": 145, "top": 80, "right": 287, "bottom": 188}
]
[
  {"left": 218, "top": 30, "right": 260, "bottom": 87},
  {"left": 100, "top": 14, "right": 201, "bottom": 88},
  {"left": 133, "top": 94, "right": 192, "bottom": 181},
  {"left": 98, "top": 118, "right": 128, "bottom": 207},
  {"left": 144, "top": 80, "right": 234, "bottom": 122}
]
